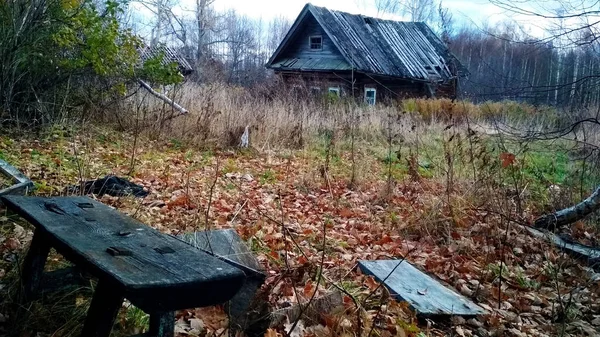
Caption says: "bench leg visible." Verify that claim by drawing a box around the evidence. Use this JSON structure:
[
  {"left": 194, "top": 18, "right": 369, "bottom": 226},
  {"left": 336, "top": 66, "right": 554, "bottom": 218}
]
[
  {"left": 80, "top": 281, "right": 124, "bottom": 337},
  {"left": 20, "top": 228, "right": 51, "bottom": 302},
  {"left": 149, "top": 311, "right": 174, "bottom": 337}
]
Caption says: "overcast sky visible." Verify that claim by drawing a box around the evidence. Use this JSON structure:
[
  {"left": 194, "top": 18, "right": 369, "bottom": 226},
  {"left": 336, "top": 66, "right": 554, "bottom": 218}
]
[
  {"left": 133, "top": 0, "right": 558, "bottom": 38},
  {"left": 208, "top": 0, "right": 550, "bottom": 36}
]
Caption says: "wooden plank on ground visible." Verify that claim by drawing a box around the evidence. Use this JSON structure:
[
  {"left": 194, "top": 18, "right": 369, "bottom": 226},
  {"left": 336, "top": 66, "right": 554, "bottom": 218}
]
[
  {"left": 179, "top": 229, "right": 263, "bottom": 273},
  {"left": 0, "top": 195, "right": 245, "bottom": 312},
  {"left": 0, "top": 159, "right": 34, "bottom": 197},
  {"left": 526, "top": 226, "right": 600, "bottom": 271},
  {"left": 179, "top": 230, "right": 267, "bottom": 335},
  {"left": 359, "top": 260, "right": 486, "bottom": 316}
]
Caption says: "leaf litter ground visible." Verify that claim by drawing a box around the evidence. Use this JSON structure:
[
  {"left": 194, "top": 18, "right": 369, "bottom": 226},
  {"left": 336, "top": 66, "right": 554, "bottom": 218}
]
[{"left": 0, "top": 131, "right": 598, "bottom": 337}]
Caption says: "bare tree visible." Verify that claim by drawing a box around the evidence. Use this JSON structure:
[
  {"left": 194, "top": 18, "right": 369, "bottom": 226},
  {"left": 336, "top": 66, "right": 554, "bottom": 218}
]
[
  {"left": 195, "top": 0, "right": 217, "bottom": 66},
  {"left": 478, "top": 0, "right": 600, "bottom": 229},
  {"left": 372, "top": 0, "right": 438, "bottom": 22},
  {"left": 437, "top": 0, "right": 453, "bottom": 44}
]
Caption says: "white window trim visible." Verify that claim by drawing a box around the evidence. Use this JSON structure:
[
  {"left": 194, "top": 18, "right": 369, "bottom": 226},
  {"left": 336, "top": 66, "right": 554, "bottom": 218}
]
[
  {"left": 328, "top": 87, "right": 340, "bottom": 97},
  {"left": 309, "top": 35, "right": 323, "bottom": 51},
  {"left": 364, "top": 87, "right": 377, "bottom": 105}
]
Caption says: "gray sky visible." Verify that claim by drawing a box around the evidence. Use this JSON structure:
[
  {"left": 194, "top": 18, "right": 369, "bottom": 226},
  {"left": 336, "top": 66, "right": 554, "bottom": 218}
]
[
  {"left": 211, "top": 0, "right": 550, "bottom": 36},
  {"left": 134, "top": 0, "right": 556, "bottom": 37}
]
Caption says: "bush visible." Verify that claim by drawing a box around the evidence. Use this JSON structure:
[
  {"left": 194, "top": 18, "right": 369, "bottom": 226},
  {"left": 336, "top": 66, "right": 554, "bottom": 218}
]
[{"left": 0, "top": 0, "right": 180, "bottom": 127}]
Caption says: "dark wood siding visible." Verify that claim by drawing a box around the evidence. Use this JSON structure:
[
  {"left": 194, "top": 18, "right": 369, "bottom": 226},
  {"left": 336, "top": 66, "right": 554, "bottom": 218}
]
[
  {"left": 281, "top": 14, "right": 346, "bottom": 61},
  {"left": 278, "top": 72, "right": 442, "bottom": 101}
]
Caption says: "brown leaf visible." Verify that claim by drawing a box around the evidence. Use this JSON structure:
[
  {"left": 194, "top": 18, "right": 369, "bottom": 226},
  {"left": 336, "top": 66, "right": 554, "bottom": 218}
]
[
  {"left": 339, "top": 208, "right": 353, "bottom": 218},
  {"left": 303, "top": 280, "right": 314, "bottom": 297},
  {"left": 264, "top": 329, "right": 279, "bottom": 337},
  {"left": 500, "top": 152, "right": 516, "bottom": 168}
]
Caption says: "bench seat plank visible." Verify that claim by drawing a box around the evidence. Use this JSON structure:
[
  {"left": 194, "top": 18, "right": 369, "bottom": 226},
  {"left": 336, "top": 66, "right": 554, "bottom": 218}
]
[{"left": 1, "top": 195, "right": 245, "bottom": 312}]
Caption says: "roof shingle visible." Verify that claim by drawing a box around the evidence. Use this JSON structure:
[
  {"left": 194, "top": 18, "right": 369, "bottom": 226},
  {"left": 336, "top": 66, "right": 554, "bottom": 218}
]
[{"left": 267, "top": 4, "right": 467, "bottom": 82}]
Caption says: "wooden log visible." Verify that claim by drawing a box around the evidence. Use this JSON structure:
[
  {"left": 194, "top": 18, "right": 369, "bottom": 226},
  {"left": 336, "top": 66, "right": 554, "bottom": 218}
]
[
  {"left": 534, "top": 185, "right": 600, "bottom": 230},
  {"left": 138, "top": 80, "right": 188, "bottom": 115}
]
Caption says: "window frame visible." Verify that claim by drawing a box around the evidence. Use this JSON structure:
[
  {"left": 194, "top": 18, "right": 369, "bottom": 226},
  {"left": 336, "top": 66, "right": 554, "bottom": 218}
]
[
  {"left": 309, "top": 35, "right": 323, "bottom": 51},
  {"left": 328, "top": 87, "right": 340, "bottom": 97},
  {"left": 364, "top": 87, "right": 377, "bottom": 105}
]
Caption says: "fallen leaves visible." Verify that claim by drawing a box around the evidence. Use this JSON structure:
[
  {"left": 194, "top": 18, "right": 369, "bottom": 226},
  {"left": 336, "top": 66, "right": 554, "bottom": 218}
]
[{"left": 0, "top": 133, "right": 598, "bottom": 337}]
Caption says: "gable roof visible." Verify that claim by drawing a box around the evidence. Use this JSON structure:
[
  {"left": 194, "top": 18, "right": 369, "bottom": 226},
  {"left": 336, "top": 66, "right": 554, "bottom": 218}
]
[
  {"left": 266, "top": 4, "right": 467, "bottom": 82},
  {"left": 139, "top": 44, "right": 194, "bottom": 76}
]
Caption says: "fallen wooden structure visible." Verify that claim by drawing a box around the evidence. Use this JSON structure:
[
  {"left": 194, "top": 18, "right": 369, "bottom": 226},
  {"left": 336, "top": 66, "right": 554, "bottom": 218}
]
[
  {"left": 526, "top": 226, "right": 600, "bottom": 272},
  {"left": 178, "top": 229, "right": 267, "bottom": 336},
  {"left": 1, "top": 195, "right": 253, "bottom": 337},
  {"left": 359, "top": 260, "right": 486, "bottom": 316},
  {"left": 0, "top": 159, "right": 33, "bottom": 197}
]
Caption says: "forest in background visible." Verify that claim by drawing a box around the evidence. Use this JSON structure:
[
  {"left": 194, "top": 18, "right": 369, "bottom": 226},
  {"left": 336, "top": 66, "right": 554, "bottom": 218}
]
[{"left": 129, "top": 0, "right": 600, "bottom": 109}]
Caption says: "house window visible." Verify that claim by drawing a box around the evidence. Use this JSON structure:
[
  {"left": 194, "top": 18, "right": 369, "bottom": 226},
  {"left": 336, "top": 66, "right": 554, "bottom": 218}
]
[
  {"left": 310, "top": 86, "right": 321, "bottom": 95},
  {"left": 365, "top": 87, "right": 377, "bottom": 105},
  {"left": 328, "top": 87, "right": 340, "bottom": 97},
  {"left": 309, "top": 36, "right": 322, "bottom": 51}
]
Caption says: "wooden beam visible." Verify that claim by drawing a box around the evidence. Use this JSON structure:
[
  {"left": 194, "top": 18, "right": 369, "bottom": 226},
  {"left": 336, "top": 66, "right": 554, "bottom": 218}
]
[
  {"left": 0, "top": 159, "right": 34, "bottom": 198},
  {"left": 138, "top": 80, "right": 188, "bottom": 115}
]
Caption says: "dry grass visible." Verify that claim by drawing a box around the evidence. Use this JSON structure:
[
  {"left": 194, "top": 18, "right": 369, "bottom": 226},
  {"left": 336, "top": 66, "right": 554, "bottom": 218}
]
[
  {"left": 0, "top": 175, "right": 12, "bottom": 189},
  {"left": 112, "top": 83, "right": 574, "bottom": 153}
]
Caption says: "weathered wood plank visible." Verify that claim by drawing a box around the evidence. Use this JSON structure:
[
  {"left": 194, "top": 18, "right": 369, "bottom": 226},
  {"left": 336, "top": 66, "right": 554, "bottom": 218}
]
[
  {"left": 1, "top": 195, "right": 245, "bottom": 312},
  {"left": 179, "top": 229, "right": 263, "bottom": 273},
  {"left": 40, "top": 267, "right": 90, "bottom": 295},
  {"left": 149, "top": 311, "right": 175, "bottom": 337},
  {"left": 0, "top": 159, "right": 34, "bottom": 197},
  {"left": 20, "top": 228, "right": 51, "bottom": 302},
  {"left": 526, "top": 226, "right": 600, "bottom": 271},
  {"left": 179, "top": 230, "right": 267, "bottom": 337},
  {"left": 281, "top": 14, "right": 346, "bottom": 61},
  {"left": 80, "top": 280, "right": 124, "bottom": 337},
  {"left": 359, "top": 260, "right": 486, "bottom": 316}
]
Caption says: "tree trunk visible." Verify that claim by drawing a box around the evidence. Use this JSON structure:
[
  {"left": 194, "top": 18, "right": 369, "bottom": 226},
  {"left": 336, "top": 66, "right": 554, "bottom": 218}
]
[{"left": 534, "top": 185, "right": 600, "bottom": 230}]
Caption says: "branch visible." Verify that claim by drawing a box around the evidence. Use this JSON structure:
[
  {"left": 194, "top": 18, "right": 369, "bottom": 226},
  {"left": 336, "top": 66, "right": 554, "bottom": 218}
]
[
  {"left": 534, "top": 184, "right": 600, "bottom": 230},
  {"left": 138, "top": 80, "right": 188, "bottom": 115}
]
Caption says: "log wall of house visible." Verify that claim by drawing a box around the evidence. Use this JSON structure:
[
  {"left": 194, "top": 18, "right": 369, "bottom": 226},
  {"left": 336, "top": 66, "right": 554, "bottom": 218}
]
[{"left": 278, "top": 72, "right": 443, "bottom": 102}]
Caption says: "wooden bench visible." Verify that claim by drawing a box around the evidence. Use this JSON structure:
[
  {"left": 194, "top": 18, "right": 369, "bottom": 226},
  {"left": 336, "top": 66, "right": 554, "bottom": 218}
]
[{"left": 1, "top": 195, "right": 247, "bottom": 337}]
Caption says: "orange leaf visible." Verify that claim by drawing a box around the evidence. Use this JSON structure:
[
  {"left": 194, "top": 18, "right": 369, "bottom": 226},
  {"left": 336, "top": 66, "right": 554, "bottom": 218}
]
[
  {"left": 297, "top": 255, "right": 309, "bottom": 265},
  {"left": 269, "top": 251, "right": 280, "bottom": 260},
  {"left": 339, "top": 208, "right": 354, "bottom": 218},
  {"left": 500, "top": 152, "right": 516, "bottom": 168},
  {"left": 264, "top": 328, "right": 279, "bottom": 337},
  {"left": 365, "top": 276, "right": 379, "bottom": 291},
  {"left": 378, "top": 235, "right": 393, "bottom": 245},
  {"left": 303, "top": 280, "right": 314, "bottom": 297}
]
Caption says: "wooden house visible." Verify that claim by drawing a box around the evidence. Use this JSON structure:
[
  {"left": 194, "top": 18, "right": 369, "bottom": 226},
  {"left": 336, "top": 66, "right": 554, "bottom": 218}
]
[
  {"left": 139, "top": 44, "right": 194, "bottom": 77},
  {"left": 266, "top": 4, "right": 467, "bottom": 104}
]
